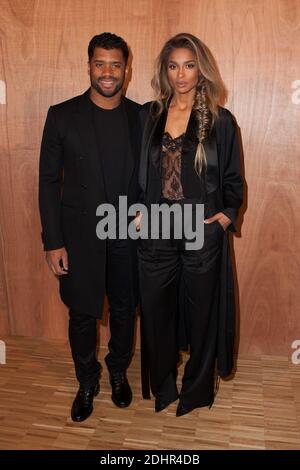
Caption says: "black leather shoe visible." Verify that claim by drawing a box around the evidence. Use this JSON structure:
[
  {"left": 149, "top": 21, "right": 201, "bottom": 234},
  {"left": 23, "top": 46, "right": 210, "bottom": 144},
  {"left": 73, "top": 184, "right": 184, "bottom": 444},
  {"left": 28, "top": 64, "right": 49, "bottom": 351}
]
[
  {"left": 110, "top": 372, "right": 132, "bottom": 408},
  {"left": 71, "top": 382, "right": 100, "bottom": 422},
  {"left": 176, "top": 398, "right": 214, "bottom": 417},
  {"left": 154, "top": 369, "right": 179, "bottom": 412},
  {"left": 176, "top": 402, "right": 191, "bottom": 417}
]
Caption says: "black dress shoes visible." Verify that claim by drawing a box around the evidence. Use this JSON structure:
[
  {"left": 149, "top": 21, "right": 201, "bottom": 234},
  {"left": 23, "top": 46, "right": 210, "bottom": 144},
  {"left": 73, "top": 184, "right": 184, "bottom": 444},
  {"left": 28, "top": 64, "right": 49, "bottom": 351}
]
[
  {"left": 154, "top": 369, "right": 179, "bottom": 412},
  {"left": 110, "top": 371, "right": 132, "bottom": 408},
  {"left": 71, "top": 382, "right": 100, "bottom": 422},
  {"left": 176, "top": 402, "right": 191, "bottom": 417},
  {"left": 176, "top": 397, "right": 214, "bottom": 417}
]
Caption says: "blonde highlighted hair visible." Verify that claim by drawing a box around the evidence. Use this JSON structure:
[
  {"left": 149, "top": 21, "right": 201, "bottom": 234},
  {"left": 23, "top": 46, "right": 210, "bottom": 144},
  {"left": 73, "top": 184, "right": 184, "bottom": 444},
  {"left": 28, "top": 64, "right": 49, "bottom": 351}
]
[{"left": 151, "top": 33, "right": 227, "bottom": 175}]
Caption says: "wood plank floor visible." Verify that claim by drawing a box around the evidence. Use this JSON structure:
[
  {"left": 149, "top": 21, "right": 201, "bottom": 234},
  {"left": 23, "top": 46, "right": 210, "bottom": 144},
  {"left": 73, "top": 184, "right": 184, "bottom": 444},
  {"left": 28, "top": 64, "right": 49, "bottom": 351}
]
[{"left": 0, "top": 336, "right": 299, "bottom": 450}]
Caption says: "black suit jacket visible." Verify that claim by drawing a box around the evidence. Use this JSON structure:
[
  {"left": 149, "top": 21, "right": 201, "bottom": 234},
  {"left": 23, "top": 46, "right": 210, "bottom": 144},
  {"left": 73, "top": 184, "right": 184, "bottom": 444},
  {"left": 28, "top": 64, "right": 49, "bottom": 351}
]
[{"left": 39, "top": 89, "right": 142, "bottom": 317}]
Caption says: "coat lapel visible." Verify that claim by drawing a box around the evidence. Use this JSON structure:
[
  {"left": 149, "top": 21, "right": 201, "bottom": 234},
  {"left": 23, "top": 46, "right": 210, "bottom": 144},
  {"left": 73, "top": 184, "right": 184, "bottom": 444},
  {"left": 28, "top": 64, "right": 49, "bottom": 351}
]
[
  {"left": 139, "top": 104, "right": 167, "bottom": 194},
  {"left": 203, "top": 123, "right": 219, "bottom": 194},
  {"left": 150, "top": 108, "right": 168, "bottom": 170}
]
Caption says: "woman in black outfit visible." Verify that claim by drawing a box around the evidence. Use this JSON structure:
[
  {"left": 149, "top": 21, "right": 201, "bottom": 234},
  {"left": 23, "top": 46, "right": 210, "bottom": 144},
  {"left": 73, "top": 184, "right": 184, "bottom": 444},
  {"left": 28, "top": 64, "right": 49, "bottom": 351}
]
[{"left": 137, "top": 33, "right": 243, "bottom": 416}]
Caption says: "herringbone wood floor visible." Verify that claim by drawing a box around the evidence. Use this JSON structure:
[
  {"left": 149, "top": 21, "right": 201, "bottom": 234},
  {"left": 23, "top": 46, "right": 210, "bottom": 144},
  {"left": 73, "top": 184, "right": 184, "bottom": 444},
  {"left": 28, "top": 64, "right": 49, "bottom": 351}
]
[{"left": 0, "top": 336, "right": 299, "bottom": 450}]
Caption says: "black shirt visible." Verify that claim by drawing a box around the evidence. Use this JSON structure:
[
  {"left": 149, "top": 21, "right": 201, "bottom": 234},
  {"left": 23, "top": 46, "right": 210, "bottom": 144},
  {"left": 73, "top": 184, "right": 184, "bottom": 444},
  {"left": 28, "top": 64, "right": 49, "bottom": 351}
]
[{"left": 90, "top": 98, "right": 129, "bottom": 206}]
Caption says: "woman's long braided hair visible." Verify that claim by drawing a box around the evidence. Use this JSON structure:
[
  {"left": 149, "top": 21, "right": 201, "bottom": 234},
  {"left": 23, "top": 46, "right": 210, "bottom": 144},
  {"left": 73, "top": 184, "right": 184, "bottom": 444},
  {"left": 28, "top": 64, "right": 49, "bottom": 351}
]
[{"left": 151, "top": 33, "right": 227, "bottom": 176}]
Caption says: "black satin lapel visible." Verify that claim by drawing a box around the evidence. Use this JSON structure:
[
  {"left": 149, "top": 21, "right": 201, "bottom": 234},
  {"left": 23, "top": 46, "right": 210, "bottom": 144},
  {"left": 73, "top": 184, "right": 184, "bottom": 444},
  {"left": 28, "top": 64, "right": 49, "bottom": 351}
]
[
  {"left": 139, "top": 107, "right": 156, "bottom": 193},
  {"left": 74, "top": 90, "right": 106, "bottom": 196},
  {"left": 150, "top": 109, "right": 167, "bottom": 169},
  {"left": 181, "top": 110, "right": 198, "bottom": 166},
  {"left": 139, "top": 113, "right": 151, "bottom": 194},
  {"left": 183, "top": 109, "right": 198, "bottom": 147},
  {"left": 203, "top": 125, "right": 219, "bottom": 194}
]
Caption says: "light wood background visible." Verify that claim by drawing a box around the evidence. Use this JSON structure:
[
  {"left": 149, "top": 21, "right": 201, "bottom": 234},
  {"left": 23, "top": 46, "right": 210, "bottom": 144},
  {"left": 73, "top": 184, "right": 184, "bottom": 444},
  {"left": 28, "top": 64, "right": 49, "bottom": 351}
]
[{"left": 0, "top": 0, "right": 299, "bottom": 355}]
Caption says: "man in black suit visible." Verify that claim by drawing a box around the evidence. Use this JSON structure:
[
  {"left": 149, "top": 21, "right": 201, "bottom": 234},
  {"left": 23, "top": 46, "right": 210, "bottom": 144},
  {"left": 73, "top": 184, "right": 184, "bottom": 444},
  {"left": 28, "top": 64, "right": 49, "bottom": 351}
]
[{"left": 39, "top": 33, "right": 141, "bottom": 422}]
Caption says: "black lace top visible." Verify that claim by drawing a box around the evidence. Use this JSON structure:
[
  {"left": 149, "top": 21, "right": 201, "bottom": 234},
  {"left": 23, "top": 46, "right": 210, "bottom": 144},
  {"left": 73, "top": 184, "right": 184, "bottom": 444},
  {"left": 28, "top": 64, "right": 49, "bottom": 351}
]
[{"left": 161, "top": 131, "right": 185, "bottom": 200}]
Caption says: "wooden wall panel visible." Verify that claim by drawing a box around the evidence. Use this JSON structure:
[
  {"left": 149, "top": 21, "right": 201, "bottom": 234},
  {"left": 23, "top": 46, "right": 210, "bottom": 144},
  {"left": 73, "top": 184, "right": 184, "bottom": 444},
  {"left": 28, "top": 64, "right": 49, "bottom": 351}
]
[
  {"left": 0, "top": 0, "right": 299, "bottom": 355},
  {"left": 0, "top": 21, "right": 13, "bottom": 336}
]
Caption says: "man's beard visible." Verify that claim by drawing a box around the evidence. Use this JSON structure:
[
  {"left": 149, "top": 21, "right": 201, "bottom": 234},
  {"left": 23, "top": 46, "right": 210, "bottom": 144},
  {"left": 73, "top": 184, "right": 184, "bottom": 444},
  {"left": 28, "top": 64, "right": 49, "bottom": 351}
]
[{"left": 91, "top": 76, "right": 124, "bottom": 98}]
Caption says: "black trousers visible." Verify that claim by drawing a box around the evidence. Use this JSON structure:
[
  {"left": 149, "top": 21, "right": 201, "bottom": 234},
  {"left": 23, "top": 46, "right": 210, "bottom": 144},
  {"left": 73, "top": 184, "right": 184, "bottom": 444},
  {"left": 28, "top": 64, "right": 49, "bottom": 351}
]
[
  {"left": 138, "top": 205, "right": 224, "bottom": 410},
  {"left": 69, "top": 238, "right": 136, "bottom": 388}
]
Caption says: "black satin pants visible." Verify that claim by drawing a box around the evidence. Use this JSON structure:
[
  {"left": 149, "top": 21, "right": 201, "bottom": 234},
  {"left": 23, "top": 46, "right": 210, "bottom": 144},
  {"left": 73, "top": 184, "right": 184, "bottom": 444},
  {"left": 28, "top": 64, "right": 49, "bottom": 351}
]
[{"left": 138, "top": 200, "right": 224, "bottom": 410}]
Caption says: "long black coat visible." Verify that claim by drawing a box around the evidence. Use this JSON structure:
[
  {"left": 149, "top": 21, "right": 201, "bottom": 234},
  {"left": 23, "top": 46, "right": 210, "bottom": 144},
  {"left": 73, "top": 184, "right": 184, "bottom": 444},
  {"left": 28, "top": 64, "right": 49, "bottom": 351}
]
[
  {"left": 39, "top": 89, "right": 141, "bottom": 318},
  {"left": 138, "top": 102, "right": 243, "bottom": 385}
]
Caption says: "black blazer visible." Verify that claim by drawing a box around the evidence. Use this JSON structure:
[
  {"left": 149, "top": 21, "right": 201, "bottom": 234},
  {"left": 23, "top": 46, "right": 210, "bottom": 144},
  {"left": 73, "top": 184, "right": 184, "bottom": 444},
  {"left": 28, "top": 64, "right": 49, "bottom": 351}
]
[
  {"left": 138, "top": 102, "right": 244, "bottom": 380},
  {"left": 39, "top": 89, "right": 141, "bottom": 317}
]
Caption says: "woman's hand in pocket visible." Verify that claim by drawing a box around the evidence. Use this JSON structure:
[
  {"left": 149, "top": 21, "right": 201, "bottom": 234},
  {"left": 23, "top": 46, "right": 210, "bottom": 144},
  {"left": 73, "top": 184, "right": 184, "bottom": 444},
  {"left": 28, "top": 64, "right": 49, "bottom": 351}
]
[
  {"left": 204, "top": 212, "right": 231, "bottom": 231},
  {"left": 134, "top": 211, "right": 143, "bottom": 231}
]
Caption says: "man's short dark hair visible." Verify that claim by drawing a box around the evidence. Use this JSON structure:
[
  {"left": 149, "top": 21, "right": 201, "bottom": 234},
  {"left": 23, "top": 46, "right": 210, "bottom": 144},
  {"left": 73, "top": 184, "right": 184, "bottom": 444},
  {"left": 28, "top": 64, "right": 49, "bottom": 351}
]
[{"left": 88, "top": 32, "right": 129, "bottom": 64}]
